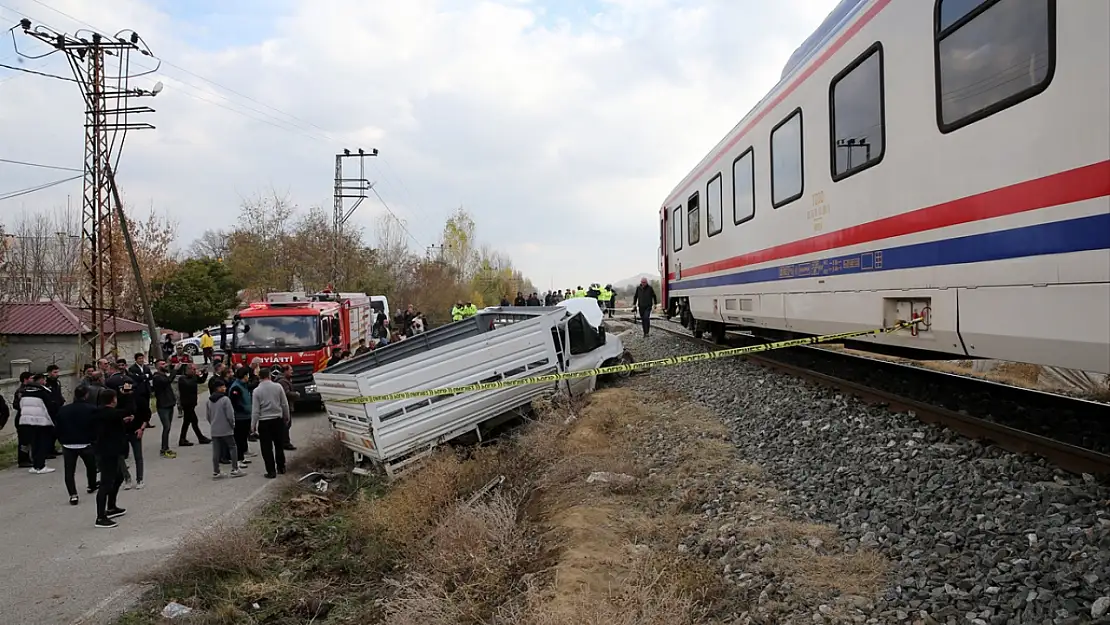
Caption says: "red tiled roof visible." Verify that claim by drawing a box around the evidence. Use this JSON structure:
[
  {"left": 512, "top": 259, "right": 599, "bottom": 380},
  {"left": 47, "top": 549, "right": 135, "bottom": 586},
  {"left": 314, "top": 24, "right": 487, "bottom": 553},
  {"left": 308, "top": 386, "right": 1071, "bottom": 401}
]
[{"left": 0, "top": 301, "right": 146, "bottom": 335}]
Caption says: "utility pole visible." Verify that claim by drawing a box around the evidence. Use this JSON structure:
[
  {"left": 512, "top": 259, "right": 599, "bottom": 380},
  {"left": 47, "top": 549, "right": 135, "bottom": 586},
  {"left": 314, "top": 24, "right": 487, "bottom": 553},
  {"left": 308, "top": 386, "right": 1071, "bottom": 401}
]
[
  {"left": 425, "top": 243, "right": 445, "bottom": 260},
  {"left": 18, "top": 19, "right": 162, "bottom": 363},
  {"left": 333, "top": 148, "right": 378, "bottom": 287},
  {"left": 107, "top": 165, "right": 162, "bottom": 360}
]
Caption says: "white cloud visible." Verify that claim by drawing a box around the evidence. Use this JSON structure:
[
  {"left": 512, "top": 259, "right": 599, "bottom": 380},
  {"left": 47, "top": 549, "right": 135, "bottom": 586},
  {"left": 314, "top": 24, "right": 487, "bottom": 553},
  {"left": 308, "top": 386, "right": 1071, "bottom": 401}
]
[{"left": 0, "top": 0, "right": 839, "bottom": 289}]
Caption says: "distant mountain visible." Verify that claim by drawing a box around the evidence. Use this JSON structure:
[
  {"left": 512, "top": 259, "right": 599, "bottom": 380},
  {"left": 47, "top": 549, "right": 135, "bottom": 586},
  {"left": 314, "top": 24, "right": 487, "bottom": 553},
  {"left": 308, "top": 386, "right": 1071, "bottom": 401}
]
[{"left": 613, "top": 272, "right": 658, "bottom": 289}]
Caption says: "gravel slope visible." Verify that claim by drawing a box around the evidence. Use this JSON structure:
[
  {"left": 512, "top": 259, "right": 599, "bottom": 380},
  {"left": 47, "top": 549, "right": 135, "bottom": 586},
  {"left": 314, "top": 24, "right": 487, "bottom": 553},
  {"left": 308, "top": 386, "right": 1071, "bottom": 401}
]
[{"left": 617, "top": 325, "right": 1110, "bottom": 625}]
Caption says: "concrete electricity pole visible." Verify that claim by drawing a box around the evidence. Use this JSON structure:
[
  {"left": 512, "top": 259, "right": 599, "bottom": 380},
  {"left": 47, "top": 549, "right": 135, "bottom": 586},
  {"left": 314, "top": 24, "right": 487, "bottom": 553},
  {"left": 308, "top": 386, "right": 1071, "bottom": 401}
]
[{"left": 333, "top": 148, "right": 378, "bottom": 287}]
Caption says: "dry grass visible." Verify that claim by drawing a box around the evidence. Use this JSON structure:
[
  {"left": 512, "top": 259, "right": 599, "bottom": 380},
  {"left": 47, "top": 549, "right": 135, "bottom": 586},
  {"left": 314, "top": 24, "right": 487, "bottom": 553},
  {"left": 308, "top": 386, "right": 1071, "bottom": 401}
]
[
  {"left": 286, "top": 432, "right": 352, "bottom": 473},
  {"left": 352, "top": 448, "right": 503, "bottom": 547},
  {"left": 383, "top": 493, "right": 539, "bottom": 625},
  {"left": 370, "top": 386, "right": 731, "bottom": 625},
  {"left": 776, "top": 549, "right": 889, "bottom": 595},
  {"left": 145, "top": 522, "right": 264, "bottom": 587},
  {"left": 117, "top": 383, "right": 890, "bottom": 625}
]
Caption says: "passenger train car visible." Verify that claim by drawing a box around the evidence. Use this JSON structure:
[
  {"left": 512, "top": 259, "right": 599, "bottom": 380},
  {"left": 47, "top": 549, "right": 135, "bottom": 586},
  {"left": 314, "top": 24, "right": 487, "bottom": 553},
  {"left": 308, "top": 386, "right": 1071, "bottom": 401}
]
[{"left": 659, "top": 0, "right": 1110, "bottom": 375}]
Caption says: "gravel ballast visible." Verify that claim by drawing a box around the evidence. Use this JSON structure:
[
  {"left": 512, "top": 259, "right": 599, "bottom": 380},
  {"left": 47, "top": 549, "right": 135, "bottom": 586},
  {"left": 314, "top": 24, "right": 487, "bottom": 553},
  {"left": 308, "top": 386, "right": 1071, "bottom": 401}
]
[{"left": 614, "top": 322, "right": 1110, "bottom": 625}]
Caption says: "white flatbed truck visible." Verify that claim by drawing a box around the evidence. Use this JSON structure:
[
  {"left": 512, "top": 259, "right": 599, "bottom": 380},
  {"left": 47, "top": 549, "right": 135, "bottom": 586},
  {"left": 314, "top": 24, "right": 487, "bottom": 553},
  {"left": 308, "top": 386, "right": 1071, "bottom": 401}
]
[{"left": 315, "top": 299, "right": 626, "bottom": 476}]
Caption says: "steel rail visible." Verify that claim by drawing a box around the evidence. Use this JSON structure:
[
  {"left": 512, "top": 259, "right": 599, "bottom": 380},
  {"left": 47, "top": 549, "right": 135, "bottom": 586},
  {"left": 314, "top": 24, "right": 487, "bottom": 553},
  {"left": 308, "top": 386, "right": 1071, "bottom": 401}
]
[{"left": 613, "top": 316, "right": 1110, "bottom": 477}]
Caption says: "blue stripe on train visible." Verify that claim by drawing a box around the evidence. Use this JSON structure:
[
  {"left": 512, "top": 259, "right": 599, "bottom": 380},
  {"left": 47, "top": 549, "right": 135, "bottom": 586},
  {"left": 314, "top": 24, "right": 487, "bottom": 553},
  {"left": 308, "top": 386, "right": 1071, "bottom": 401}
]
[{"left": 668, "top": 213, "right": 1110, "bottom": 292}]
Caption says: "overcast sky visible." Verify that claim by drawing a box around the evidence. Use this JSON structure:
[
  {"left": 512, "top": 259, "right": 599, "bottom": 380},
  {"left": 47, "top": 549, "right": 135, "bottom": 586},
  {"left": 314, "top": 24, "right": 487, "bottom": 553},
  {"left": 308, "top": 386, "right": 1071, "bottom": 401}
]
[{"left": 0, "top": 0, "right": 839, "bottom": 289}]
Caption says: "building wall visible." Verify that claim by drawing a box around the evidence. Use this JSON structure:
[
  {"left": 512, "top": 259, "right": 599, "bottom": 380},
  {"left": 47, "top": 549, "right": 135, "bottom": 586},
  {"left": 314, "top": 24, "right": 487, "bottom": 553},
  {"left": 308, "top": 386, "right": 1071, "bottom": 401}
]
[{"left": 0, "top": 331, "right": 148, "bottom": 376}]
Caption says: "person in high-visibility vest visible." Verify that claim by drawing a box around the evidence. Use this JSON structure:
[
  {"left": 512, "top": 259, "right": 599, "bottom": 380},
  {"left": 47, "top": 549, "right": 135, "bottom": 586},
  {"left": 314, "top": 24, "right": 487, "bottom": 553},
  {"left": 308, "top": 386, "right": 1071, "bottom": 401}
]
[
  {"left": 451, "top": 301, "right": 465, "bottom": 322},
  {"left": 597, "top": 284, "right": 613, "bottom": 317},
  {"left": 574, "top": 286, "right": 586, "bottom": 298},
  {"left": 464, "top": 302, "right": 478, "bottom": 318}
]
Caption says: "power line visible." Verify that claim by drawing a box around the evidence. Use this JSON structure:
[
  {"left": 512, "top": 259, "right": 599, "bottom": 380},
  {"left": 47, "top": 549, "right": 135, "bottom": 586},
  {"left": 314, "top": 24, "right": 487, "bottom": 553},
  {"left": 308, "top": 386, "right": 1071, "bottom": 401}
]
[
  {"left": 0, "top": 60, "right": 75, "bottom": 82},
  {"left": 0, "top": 174, "right": 81, "bottom": 202},
  {"left": 370, "top": 186, "right": 421, "bottom": 247},
  {"left": 0, "top": 157, "right": 82, "bottom": 172},
  {"left": 16, "top": 0, "right": 440, "bottom": 237}
]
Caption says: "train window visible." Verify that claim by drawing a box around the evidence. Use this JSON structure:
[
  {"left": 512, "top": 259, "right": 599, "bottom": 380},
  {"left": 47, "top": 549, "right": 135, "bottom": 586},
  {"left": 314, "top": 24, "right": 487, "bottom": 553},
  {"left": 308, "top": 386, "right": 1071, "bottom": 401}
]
[
  {"left": 830, "top": 42, "right": 885, "bottom": 180},
  {"left": 706, "top": 174, "right": 723, "bottom": 237},
  {"left": 770, "top": 108, "right": 804, "bottom": 208},
  {"left": 672, "top": 206, "right": 682, "bottom": 252},
  {"left": 939, "top": 0, "right": 989, "bottom": 31},
  {"left": 934, "top": 0, "right": 1055, "bottom": 133},
  {"left": 687, "top": 192, "right": 700, "bottom": 245},
  {"left": 732, "top": 147, "right": 755, "bottom": 225}
]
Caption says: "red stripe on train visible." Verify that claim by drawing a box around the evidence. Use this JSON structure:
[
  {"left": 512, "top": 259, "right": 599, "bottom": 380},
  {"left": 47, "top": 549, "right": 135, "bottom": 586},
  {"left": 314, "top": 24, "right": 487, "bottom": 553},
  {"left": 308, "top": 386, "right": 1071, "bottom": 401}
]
[
  {"left": 663, "top": 0, "right": 894, "bottom": 207},
  {"left": 667, "top": 160, "right": 1110, "bottom": 281}
]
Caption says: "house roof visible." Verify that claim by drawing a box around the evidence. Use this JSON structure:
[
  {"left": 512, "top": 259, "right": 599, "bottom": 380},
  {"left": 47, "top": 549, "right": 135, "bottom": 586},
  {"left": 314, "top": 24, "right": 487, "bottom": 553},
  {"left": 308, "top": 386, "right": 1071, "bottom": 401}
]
[{"left": 0, "top": 301, "right": 147, "bottom": 335}]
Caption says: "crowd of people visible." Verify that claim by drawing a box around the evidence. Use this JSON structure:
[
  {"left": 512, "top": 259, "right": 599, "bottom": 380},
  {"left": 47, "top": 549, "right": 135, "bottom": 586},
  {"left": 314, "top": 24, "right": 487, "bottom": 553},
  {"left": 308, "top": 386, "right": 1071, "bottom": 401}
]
[
  {"left": 0, "top": 352, "right": 299, "bottom": 529},
  {"left": 326, "top": 303, "right": 429, "bottom": 367}
]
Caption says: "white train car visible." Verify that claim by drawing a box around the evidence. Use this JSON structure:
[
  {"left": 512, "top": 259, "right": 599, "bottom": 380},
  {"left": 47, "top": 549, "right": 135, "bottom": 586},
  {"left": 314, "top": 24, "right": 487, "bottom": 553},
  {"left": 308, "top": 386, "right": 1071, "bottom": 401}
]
[{"left": 659, "top": 0, "right": 1110, "bottom": 375}]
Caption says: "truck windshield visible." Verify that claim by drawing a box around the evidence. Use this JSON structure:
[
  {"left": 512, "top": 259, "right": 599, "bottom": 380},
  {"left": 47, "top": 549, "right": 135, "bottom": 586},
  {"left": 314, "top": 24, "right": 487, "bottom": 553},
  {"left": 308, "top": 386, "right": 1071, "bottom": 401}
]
[{"left": 237, "top": 316, "right": 320, "bottom": 350}]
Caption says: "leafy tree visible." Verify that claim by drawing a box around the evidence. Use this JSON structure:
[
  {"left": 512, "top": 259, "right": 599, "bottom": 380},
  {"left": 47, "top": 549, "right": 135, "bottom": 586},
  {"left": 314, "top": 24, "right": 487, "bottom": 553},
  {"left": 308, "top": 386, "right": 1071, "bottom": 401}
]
[
  {"left": 187, "top": 190, "right": 536, "bottom": 329},
  {"left": 151, "top": 259, "right": 242, "bottom": 333},
  {"left": 440, "top": 206, "right": 478, "bottom": 280}
]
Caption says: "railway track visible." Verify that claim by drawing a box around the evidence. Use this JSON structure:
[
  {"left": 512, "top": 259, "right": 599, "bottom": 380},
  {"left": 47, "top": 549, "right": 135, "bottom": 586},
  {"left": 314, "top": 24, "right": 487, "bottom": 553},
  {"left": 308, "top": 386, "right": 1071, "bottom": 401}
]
[{"left": 611, "top": 315, "right": 1110, "bottom": 478}]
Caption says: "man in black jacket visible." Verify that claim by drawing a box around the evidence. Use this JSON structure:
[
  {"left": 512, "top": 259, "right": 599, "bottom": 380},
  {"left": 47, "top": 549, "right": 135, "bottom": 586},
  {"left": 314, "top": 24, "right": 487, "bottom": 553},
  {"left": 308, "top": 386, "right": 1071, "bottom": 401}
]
[
  {"left": 79, "top": 369, "right": 108, "bottom": 407},
  {"left": 93, "top": 388, "right": 130, "bottom": 528},
  {"left": 177, "top": 362, "right": 210, "bottom": 446},
  {"left": 45, "top": 364, "right": 65, "bottom": 407},
  {"left": 151, "top": 359, "right": 179, "bottom": 458},
  {"left": 55, "top": 386, "right": 99, "bottom": 505},
  {"left": 631, "top": 277, "right": 658, "bottom": 337},
  {"left": 128, "top": 353, "right": 155, "bottom": 428},
  {"left": 10, "top": 372, "right": 33, "bottom": 468}
]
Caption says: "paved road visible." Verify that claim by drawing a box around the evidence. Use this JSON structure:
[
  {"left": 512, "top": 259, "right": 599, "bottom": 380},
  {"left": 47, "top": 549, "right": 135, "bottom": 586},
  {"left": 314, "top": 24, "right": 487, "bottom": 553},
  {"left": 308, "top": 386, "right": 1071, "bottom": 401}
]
[{"left": 0, "top": 399, "right": 332, "bottom": 625}]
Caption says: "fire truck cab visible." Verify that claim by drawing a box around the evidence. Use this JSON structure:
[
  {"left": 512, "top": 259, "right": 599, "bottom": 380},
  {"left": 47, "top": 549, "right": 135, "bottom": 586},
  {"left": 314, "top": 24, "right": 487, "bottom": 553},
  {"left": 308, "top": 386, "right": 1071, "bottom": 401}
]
[{"left": 222, "top": 289, "right": 385, "bottom": 405}]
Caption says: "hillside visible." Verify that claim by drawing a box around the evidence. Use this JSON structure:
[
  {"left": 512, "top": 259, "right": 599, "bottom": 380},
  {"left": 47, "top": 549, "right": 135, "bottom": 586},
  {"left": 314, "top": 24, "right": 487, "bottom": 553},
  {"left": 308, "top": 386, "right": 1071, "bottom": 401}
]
[{"left": 612, "top": 272, "right": 657, "bottom": 289}]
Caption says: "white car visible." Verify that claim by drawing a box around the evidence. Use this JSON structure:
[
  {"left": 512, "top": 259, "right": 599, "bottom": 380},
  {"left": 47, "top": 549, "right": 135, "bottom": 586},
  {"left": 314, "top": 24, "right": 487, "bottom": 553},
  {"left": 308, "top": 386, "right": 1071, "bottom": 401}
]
[{"left": 175, "top": 326, "right": 225, "bottom": 356}]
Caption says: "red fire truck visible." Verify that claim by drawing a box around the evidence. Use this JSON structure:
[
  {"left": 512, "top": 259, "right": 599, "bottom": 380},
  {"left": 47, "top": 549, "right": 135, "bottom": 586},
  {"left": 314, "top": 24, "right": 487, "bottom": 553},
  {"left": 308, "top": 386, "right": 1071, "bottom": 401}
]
[{"left": 221, "top": 290, "right": 388, "bottom": 404}]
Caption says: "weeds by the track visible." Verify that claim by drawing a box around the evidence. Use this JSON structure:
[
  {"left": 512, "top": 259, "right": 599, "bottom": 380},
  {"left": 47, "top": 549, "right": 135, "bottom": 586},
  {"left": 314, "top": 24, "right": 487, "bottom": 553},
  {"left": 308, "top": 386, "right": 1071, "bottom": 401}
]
[{"left": 115, "top": 382, "right": 888, "bottom": 624}]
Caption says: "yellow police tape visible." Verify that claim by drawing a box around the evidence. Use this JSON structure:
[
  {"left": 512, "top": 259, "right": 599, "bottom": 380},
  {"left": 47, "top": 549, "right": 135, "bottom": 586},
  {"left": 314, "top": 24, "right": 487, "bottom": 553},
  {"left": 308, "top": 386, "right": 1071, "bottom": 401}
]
[{"left": 333, "top": 317, "right": 924, "bottom": 406}]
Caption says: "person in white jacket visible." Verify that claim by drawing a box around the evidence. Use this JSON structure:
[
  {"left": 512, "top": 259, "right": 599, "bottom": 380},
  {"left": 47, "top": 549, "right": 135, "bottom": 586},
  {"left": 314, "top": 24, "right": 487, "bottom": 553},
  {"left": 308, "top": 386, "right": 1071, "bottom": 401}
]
[{"left": 18, "top": 373, "right": 60, "bottom": 474}]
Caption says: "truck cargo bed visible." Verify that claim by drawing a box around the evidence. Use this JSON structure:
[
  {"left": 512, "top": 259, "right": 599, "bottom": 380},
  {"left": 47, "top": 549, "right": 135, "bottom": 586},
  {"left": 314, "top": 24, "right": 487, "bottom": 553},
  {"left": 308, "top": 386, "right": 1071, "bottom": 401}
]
[{"left": 315, "top": 309, "right": 566, "bottom": 475}]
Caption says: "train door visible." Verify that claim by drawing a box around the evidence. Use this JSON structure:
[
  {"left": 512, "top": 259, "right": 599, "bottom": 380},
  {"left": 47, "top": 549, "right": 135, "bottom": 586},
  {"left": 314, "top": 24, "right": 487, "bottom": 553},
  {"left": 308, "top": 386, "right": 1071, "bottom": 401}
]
[{"left": 660, "top": 206, "right": 669, "bottom": 312}]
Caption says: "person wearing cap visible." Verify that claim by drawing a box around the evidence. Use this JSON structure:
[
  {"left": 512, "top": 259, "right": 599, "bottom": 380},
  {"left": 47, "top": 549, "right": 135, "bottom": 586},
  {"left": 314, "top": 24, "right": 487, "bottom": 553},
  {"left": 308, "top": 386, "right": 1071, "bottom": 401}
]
[{"left": 206, "top": 377, "right": 245, "bottom": 479}]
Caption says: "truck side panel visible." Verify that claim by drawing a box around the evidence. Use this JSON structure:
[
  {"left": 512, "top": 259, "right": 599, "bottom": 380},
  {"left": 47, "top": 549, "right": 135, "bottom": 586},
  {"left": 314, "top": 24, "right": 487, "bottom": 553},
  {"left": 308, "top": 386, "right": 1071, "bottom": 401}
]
[{"left": 316, "top": 312, "right": 561, "bottom": 468}]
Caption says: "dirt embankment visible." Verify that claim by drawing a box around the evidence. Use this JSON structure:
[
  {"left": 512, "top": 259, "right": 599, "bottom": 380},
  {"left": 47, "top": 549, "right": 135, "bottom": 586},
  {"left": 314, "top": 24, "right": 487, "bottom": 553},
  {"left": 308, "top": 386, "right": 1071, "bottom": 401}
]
[{"left": 118, "top": 385, "right": 888, "bottom": 624}]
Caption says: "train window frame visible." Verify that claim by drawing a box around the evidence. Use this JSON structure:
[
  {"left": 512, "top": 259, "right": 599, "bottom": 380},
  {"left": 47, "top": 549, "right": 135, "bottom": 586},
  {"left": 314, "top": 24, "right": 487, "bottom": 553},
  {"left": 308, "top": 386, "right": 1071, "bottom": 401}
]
[
  {"left": 687, "top": 192, "right": 701, "bottom": 246},
  {"left": 706, "top": 173, "right": 724, "bottom": 237},
  {"left": 732, "top": 147, "right": 756, "bottom": 226},
  {"left": 933, "top": 0, "right": 1056, "bottom": 134},
  {"left": 672, "top": 206, "right": 682, "bottom": 252},
  {"left": 829, "top": 42, "right": 886, "bottom": 182},
  {"left": 770, "top": 107, "right": 805, "bottom": 209}
]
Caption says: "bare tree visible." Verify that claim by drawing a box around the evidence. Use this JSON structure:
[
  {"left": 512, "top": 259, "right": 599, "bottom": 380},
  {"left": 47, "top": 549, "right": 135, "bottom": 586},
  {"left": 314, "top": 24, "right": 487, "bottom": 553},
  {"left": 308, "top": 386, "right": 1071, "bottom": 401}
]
[
  {"left": 189, "top": 229, "right": 230, "bottom": 260},
  {"left": 0, "top": 208, "right": 81, "bottom": 304}
]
